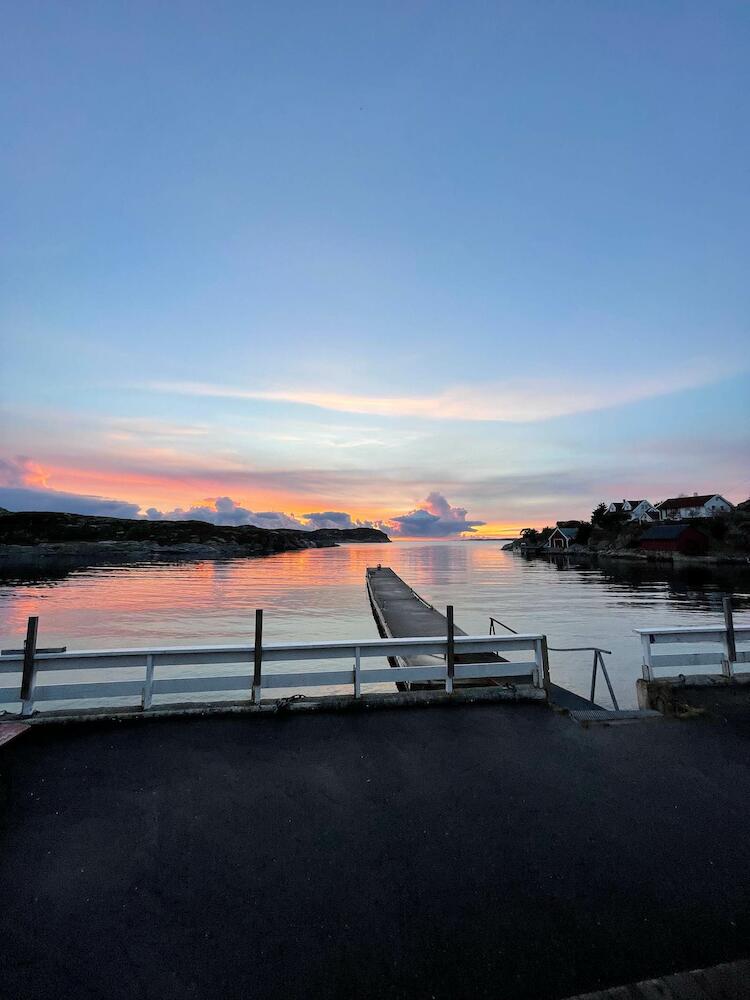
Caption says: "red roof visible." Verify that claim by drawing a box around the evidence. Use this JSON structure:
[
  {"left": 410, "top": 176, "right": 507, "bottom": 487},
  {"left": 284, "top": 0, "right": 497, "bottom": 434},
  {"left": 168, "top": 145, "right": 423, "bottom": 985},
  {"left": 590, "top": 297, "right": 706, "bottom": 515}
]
[{"left": 658, "top": 495, "right": 724, "bottom": 510}]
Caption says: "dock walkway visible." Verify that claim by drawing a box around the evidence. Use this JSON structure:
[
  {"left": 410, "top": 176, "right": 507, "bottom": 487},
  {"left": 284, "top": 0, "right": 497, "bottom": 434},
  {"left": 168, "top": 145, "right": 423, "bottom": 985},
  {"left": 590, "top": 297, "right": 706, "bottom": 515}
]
[
  {"left": 366, "top": 565, "right": 533, "bottom": 689},
  {"left": 366, "top": 565, "right": 598, "bottom": 710}
]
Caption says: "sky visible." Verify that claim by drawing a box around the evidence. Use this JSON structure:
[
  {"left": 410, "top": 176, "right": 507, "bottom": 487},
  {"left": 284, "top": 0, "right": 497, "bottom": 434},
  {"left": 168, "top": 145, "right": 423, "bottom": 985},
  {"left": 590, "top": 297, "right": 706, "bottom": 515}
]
[{"left": 1, "top": 1, "right": 749, "bottom": 536}]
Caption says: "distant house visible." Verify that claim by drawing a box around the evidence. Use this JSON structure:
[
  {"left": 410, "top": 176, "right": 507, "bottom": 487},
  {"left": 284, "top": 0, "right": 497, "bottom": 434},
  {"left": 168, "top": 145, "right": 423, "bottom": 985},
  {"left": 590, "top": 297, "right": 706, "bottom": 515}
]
[
  {"left": 546, "top": 526, "right": 579, "bottom": 550},
  {"left": 606, "top": 499, "right": 658, "bottom": 523},
  {"left": 639, "top": 524, "right": 709, "bottom": 555},
  {"left": 657, "top": 494, "right": 733, "bottom": 521}
]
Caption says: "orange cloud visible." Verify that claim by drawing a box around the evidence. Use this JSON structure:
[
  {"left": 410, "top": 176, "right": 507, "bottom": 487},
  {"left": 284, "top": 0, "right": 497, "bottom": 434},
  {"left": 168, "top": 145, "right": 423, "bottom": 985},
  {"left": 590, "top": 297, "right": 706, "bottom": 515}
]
[{"left": 0, "top": 456, "right": 50, "bottom": 489}]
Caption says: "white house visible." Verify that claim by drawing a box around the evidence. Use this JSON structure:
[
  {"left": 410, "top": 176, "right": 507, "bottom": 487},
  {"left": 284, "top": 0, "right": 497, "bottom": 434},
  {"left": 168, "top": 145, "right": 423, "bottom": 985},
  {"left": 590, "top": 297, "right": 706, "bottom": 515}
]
[
  {"left": 657, "top": 494, "right": 734, "bottom": 521},
  {"left": 606, "top": 499, "right": 659, "bottom": 523}
]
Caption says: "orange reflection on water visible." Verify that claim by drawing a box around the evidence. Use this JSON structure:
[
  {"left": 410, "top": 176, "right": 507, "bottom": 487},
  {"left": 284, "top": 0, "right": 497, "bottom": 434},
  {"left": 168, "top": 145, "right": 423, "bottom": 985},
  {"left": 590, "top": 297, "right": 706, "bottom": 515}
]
[{"left": 1, "top": 541, "right": 746, "bottom": 710}]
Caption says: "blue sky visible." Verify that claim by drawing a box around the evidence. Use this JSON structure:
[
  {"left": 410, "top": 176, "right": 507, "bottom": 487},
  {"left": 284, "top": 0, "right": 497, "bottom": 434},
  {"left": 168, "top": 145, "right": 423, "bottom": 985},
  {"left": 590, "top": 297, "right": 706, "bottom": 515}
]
[{"left": 1, "top": 1, "right": 748, "bottom": 533}]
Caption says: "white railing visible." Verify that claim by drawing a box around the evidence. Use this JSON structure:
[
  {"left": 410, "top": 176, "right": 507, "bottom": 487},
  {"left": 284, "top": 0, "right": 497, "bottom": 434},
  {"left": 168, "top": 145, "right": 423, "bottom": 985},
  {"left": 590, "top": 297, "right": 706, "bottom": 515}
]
[
  {"left": 0, "top": 632, "right": 547, "bottom": 718},
  {"left": 635, "top": 624, "right": 750, "bottom": 681}
]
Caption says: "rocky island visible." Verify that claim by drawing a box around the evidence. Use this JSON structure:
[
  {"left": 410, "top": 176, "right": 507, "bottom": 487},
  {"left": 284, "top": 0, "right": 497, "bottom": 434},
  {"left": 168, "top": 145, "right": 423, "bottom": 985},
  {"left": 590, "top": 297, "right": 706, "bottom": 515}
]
[{"left": 0, "top": 509, "right": 390, "bottom": 577}]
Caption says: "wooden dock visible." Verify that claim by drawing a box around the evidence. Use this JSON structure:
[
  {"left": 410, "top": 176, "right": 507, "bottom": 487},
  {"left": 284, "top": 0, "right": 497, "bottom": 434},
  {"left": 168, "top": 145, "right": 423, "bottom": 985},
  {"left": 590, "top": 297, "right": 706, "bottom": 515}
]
[
  {"left": 366, "top": 565, "right": 538, "bottom": 691},
  {"left": 365, "top": 565, "right": 621, "bottom": 712}
]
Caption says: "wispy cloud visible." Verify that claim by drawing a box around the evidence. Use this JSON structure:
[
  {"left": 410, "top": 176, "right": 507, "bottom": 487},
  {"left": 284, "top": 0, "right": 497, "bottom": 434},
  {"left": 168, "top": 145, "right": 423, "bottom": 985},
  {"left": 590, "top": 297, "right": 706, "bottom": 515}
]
[
  {"left": 144, "top": 362, "right": 736, "bottom": 422},
  {"left": 104, "top": 418, "right": 211, "bottom": 441}
]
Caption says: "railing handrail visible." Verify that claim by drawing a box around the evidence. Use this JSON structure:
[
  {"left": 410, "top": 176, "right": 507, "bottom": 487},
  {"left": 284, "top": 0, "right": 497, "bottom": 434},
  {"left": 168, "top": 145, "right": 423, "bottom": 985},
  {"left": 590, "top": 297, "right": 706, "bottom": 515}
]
[
  {"left": 489, "top": 616, "right": 617, "bottom": 708},
  {"left": 0, "top": 632, "right": 546, "bottom": 664},
  {"left": 636, "top": 615, "right": 750, "bottom": 682},
  {"left": 489, "top": 617, "right": 611, "bottom": 654},
  {"left": 0, "top": 628, "right": 549, "bottom": 719},
  {"left": 634, "top": 624, "right": 750, "bottom": 637},
  {"left": 546, "top": 645, "right": 613, "bottom": 654}
]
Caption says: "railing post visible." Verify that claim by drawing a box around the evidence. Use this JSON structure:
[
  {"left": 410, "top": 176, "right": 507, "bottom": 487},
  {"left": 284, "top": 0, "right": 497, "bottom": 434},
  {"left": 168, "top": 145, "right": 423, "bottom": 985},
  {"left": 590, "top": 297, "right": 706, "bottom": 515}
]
[
  {"left": 445, "top": 605, "right": 455, "bottom": 694},
  {"left": 590, "top": 649, "right": 598, "bottom": 704},
  {"left": 142, "top": 654, "right": 155, "bottom": 710},
  {"left": 598, "top": 652, "right": 620, "bottom": 711},
  {"left": 252, "top": 609, "right": 263, "bottom": 704},
  {"left": 641, "top": 633, "right": 654, "bottom": 681},
  {"left": 354, "top": 646, "right": 361, "bottom": 698},
  {"left": 20, "top": 616, "right": 39, "bottom": 717},
  {"left": 722, "top": 596, "right": 736, "bottom": 678},
  {"left": 539, "top": 636, "right": 551, "bottom": 692}
]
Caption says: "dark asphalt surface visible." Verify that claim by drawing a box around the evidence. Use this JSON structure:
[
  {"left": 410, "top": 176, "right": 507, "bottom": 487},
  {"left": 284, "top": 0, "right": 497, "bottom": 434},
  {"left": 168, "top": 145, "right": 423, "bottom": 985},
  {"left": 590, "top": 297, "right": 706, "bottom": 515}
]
[{"left": 1, "top": 704, "right": 749, "bottom": 1000}]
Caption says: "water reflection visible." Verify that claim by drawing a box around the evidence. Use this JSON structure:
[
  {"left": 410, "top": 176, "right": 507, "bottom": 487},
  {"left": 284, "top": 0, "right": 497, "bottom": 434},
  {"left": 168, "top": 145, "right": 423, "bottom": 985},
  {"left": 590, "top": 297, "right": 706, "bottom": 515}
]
[{"left": 1, "top": 541, "right": 748, "bottom": 708}]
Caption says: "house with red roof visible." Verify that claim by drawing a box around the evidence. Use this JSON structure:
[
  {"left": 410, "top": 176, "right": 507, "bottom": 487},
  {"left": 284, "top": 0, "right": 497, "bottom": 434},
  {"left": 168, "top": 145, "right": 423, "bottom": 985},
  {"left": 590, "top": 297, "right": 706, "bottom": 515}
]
[{"left": 656, "top": 494, "right": 734, "bottom": 521}]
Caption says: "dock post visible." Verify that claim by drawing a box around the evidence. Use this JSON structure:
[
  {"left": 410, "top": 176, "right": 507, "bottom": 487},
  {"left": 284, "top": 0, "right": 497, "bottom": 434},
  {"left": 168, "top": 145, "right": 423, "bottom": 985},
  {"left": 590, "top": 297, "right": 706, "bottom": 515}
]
[
  {"left": 722, "top": 596, "right": 736, "bottom": 678},
  {"left": 252, "top": 609, "right": 263, "bottom": 704},
  {"left": 20, "top": 616, "right": 39, "bottom": 718},
  {"left": 446, "top": 605, "right": 455, "bottom": 694}
]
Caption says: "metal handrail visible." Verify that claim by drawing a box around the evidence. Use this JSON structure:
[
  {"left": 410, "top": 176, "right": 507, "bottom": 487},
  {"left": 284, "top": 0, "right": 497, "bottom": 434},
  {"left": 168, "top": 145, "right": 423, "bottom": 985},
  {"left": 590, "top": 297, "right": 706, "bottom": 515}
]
[
  {"left": 588, "top": 649, "right": 619, "bottom": 710},
  {"left": 489, "top": 617, "right": 619, "bottom": 710}
]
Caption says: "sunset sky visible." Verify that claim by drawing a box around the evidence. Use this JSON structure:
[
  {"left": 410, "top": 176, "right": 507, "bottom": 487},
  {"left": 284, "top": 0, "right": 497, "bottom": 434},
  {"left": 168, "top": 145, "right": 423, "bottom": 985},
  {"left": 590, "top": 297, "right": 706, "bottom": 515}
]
[{"left": 2, "top": 2, "right": 749, "bottom": 536}]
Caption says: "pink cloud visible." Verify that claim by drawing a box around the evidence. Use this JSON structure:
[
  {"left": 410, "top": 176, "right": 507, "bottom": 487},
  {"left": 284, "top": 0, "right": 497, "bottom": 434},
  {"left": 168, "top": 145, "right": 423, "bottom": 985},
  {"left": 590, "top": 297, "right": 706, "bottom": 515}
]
[{"left": 386, "top": 492, "right": 485, "bottom": 537}]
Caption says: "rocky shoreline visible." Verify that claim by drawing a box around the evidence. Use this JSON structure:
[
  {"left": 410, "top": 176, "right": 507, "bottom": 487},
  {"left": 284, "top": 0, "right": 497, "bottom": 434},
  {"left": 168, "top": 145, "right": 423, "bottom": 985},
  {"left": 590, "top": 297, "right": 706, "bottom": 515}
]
[
  {"left": 0, "top": 510, "right": 390, "bottom": 576},
  {"left": 504, "top": 541, "right": 748, "bottom": 565}
]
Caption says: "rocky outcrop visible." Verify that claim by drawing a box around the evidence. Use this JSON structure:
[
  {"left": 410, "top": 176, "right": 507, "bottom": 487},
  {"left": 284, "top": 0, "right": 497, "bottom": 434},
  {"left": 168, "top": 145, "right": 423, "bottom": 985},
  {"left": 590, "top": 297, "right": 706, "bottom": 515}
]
[{"left": 0, "top": 511, "right": 389, "bottom": 574}]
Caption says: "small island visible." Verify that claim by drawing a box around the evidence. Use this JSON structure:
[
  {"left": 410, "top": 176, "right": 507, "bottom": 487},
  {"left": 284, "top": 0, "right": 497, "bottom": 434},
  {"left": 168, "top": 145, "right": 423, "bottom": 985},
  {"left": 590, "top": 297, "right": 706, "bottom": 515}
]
[{"left": 0, "top": 509, "right": 390, "bottom": 575}]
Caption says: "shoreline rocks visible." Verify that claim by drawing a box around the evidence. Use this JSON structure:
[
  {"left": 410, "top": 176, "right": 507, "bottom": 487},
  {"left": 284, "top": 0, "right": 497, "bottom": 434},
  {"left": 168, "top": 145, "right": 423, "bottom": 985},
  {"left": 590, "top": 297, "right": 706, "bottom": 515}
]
[
  {"left": 508, "top": 542, "right": 748, "bottom": 565},
  {"left": 0, "top": 511, "right": 390, "bottom": 576}
]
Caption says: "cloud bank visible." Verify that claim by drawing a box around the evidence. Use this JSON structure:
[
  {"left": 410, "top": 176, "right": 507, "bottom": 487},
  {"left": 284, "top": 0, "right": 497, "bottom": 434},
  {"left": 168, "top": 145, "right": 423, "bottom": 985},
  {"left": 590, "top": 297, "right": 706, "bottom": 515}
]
[
  {"left": 145, "top": 500, "right": 377, "bottom": 531},
  {"left": 386, "top": 492, "right": 485, "bottom": 537},
  {"left": 302, "top": 511, "right": 374, "bottom": 530},
  {"left": 0, "top": 456, "right": 141, "bottom": 518},
  {"left": 0, "top": 458, "right": 488, "bottom": 539},
  {"left": 142, "top": 494, "right": 486, "bottom": 538},
  {"left": 144, "top": 497, "right": 307, "bottom": 530}
]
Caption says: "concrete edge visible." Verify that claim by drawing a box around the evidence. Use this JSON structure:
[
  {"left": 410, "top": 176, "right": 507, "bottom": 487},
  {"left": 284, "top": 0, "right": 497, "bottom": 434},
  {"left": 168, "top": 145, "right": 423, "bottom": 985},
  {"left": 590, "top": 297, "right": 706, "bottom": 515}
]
[
  {"left": 637, "top": 672, "right": 750, "bottom": 717},
  {"left": 561, "top": 957, "right": 750, "bottom": 999},
  {"left": 1, "top": 683, "right": 548, "bottom": 727}
]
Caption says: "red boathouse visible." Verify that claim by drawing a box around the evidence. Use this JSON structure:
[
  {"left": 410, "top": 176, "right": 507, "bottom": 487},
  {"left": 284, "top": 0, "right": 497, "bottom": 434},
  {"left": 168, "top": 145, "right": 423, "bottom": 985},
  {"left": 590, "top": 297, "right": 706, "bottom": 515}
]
[{"left": 639, "top": 523, "right": 709, "bottom": 555}]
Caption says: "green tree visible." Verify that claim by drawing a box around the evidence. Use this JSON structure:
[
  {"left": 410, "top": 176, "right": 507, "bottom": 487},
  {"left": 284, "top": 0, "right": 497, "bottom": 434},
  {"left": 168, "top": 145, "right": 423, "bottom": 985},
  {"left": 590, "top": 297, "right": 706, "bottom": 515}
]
[{"left": 591, "top": 502, "right": 608, "bottom": 527}]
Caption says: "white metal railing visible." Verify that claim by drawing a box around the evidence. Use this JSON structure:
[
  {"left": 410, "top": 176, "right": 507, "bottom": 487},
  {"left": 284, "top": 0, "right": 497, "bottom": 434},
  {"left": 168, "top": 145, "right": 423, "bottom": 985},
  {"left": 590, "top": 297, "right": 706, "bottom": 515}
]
[
  {"left": 0, "top": 630, "right": 547, "bottom": 718},
  {"left": 635, "top": 624, "right": 750, "bottom": 681}
]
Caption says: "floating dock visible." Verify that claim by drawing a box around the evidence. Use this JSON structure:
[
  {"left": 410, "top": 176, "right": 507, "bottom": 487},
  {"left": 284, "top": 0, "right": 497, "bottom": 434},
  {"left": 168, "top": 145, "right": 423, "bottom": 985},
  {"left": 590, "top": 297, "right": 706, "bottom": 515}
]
[
  {"left": 365, "top": 565, "right": 623, "bottom": 713},
  {"left": 366, "top": 565, "right": 537, "bottom": 690}
]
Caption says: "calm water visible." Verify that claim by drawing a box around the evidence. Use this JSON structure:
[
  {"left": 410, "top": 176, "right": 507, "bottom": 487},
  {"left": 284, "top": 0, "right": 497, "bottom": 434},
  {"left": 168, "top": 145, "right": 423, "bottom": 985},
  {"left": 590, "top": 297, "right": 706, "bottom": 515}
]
[{"left": 1, "top": 540, "right": 749, "bottom": 709}]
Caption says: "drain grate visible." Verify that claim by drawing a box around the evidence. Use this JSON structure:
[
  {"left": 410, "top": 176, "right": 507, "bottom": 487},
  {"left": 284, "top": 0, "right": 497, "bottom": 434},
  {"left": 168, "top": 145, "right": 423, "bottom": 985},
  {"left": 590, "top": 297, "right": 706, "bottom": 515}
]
[{"left": 569, "top": 708, "right": 661, "bottom": 723}]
